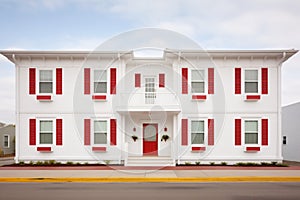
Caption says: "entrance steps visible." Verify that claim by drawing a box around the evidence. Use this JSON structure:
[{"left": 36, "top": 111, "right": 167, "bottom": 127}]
[{"left": 126, "top": 156, "right": 175, "bottom": 166}]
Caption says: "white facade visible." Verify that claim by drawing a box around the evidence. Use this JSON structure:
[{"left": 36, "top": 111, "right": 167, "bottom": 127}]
[
  {"left": 1, "top": 49, "right": 297, "bottom": 166},
  {"left": 282, "top": 102, "right": 300, "bottom": 162}
]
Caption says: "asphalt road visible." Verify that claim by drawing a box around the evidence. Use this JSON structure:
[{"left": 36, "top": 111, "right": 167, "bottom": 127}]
[{"left": 0, "top": 182, "right": 299, "bottom": 200}]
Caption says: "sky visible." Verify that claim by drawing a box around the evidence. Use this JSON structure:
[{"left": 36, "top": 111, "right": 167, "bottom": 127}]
[{"left": 0, "top": 0, "right": 299, "bottom": 124}]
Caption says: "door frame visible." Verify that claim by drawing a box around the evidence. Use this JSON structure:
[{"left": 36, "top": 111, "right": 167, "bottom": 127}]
[{"left": 142, "top": 123, "right": 158, "bottom": 156}]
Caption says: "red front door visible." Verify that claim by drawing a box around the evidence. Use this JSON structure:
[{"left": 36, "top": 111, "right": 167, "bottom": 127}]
[{"left": 143, "top": 123, "right": 158, "bottom": 156}]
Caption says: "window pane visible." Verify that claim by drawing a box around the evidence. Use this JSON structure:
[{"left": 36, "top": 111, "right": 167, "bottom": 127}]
[
  {"left": 245, "top": 121, "right": 258, "bottom": 132},
  {"left": 245, "top": 82, "right": 258, "bottom": 93},
  {"left": 39, "top": 82, "right": 53, "bottom": 93},
  {"left": 40, "top": 121, "right": 53, "bottom": 132},
  {"left": 40, "top": 70, "right": 53, "bottom": 81},
  {"left": 191, "top": 133, "right": 204, "bottom": 144},
  {"left": 191, "top": 121, "right": 204, "bottom": 132},
  {"left": 94, "top": 82, "right": 107, "bottom": 93},
  {"left": 94, "top": 121, "right": 107, "bottom": 132},
  {"left": 245, "top": 133, "right": 258, "bottom": 144},
  {"left": 192, "top": 70, "right": 205, "bottom": 81},
  {"left": 94, "top": 133, "right": 107, "bottom": 144},
  {"left": 245, "top": 70, "right": 258, "bottom": 81},
  {"left": 94, "top": 70, "right": 107, "bottom": 82},
  {"left": 4, "top": 136, "right": 9, "bottom": 147},
  {"left": 144, "top": 125, "right": 157, "bottom": 141},
  {"left": 40, "top": 133, "right": 53, "bottom": 144},
  {"left": 191, "top": 82, "right": 205, "bottom": 93}
]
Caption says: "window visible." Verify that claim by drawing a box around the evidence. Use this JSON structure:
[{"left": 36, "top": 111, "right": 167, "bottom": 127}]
[
  {"left": 39, "top": 120, "right": 53, "bottom": 144},
  {"left": 283, "top": 136, "right": 287, "bottom": 145},
  {"left": 191, "top": 120, "right": 205, "bottom": 144},
  {"left": 94, "top": 120, "right": 107, "bottom": 144},
  {"left": 39, "top": 70, "right": 53, "bottom": 93},
  {"left": 3, "top": 135, "right": 9, "bottom": 148},
  {"left": 245, "top": 70, "right": 258, "bottom": 93},
  {"left": 244, "top": 120, "right": 258, "bottom": 144},
  {"left": 145, "top": 77, "right": 156, "bottom": 104},
  {"left": 191, "top": 70, "right": 205, "bottom": 93},
  {"left": 94, "top": 70, "right": 107, "bottom": 93}
]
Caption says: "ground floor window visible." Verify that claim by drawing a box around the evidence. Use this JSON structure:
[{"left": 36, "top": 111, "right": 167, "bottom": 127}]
[
  {"left": 3, "top": 135, "right": 9, "bottom": 148},
  {"left": 39, "top": 120, "right": 53, "bottom": 144},
  {"left": 94, "top": 120, "right": 107, "bottom": 144},
  {"left": 244, "top": 120, "right": 258, "bottom": 144},
  {"left": 191, "top": 120, "right": 205, "bottom": 144}
]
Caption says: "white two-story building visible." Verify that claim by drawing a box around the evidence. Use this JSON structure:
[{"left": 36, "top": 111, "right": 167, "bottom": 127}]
[{"left": 1, "top": 49, "right": 297, "bottom": 166}]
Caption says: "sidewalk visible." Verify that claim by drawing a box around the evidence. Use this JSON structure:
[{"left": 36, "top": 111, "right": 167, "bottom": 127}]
[{"left": 1, "top": 166, "right": 300, "bottom": 182}]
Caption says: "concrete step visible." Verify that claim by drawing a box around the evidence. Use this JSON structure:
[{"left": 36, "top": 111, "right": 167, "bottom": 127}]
[{"left": 126, "top": 156, "right": 175, "bottom": 166}]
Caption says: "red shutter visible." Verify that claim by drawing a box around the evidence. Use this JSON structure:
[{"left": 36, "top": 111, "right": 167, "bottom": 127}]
[
  {"left": 159, "top": 73, "right": 165, "bottom": 88},
  {"left": 262, "top": 68, "right": 268, "bottom": 95},
  {"left": 135, "top": 73, "right": 141, "bottom": 87},
  {"left": 182, "top": 68, "right": 188, "bottom": 94},
  {"left": 235, "top": 68, "right": 241, "bottom": 94},
  {"left": 29, "top": 68, "right": 36, "bottom": 95},
  {"left": 84, "top": 119, "right": 91, "bottom": 145},
  {"left": 235, "top": 119, "right": 241, "bottom": 145},
  {"left": 110, "top": 119, "right": 117, "bottom": 145},
  {"left": 208, "top": 68, "right": 214, "bottom": 94},
  {"left": 56, "top": 119, "right": 63, "bottom": 145},
  {"left": 56, "top": 68, "right": 63, "bottom": 95},
  {"left": 208, "top": 119, "right": 214, "bottom": 145},
  {"left": 84, "top": 68, "right": 90, "bottom": 95},
  {"left": 110, "top": 68, "right": 116, "bottom": 94},
  {"left": 181, "top": 119, "right": 188, "bottom": 145},
  {"left": 29, "top": 119, "right": 36, "bottom": 145},
  {"left": 262, "top": 118, "right": 268, "bottom": 146}
]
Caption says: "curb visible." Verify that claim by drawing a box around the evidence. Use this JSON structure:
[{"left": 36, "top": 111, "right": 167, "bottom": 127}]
[{"left": 1, "top": 177, "right": 300, "bottom": 183}]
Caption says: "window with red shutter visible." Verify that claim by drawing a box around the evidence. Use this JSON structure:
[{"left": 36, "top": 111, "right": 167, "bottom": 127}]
[{"left": 181, "top": 119, "right": 188, "bottom": 145}]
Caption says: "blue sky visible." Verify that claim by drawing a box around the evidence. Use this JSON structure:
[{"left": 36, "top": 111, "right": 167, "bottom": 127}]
[{"left": 0, "top": 0, "right": 300, "bottom": 123}]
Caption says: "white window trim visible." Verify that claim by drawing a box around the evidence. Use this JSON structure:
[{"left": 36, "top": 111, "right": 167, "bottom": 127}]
[
  {"left": 37, "top": 118, "right": 56, "bottom": 147},
  {"left": 189, "top": 118, "right": 207, "bottom": 147},
  {"left": 92, "top": 69, "right": 108, "bottom": 95},
  {"left": 190, "top": 69, "right": 208, "bottom": 95},
  {"left": 37, "top": 69, "right": 55, "bottom": 95},
  {"left": 3, "top": 135, "right": 9, "bottom": 148},
  {"left": 242, "top": 118, "right": 261, "bottom": 147},
  {"left": 92, "top": 118, "right": 109, "bottom": 147},
  {"left": 242, "top": 68, "right": 261, "bottom": 95}
]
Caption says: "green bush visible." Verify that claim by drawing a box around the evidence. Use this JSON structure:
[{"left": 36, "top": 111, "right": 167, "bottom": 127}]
[
  {"left": 276, "top": 163, "right": 288, "bottom": 167},
  {"left": 260, "top": 162, "right": 271, "bottom": 166},
  {"left": 184, "top": 162, "right": 192, "bottom": 166},
  {"left": 66, "top": 161, "right": 74, "bottom": 165},
  {"left": 29, "top": 161, "right": 34, "bottom": 165},
  {"left": 49, "top": 160, "right": 56, "bottom": 165},
  {"left": 271, "top": 161, "right": 278, "bottom": 166},
  {"left": 209, "top": 162, "right": 215, "bottom": 166},
  {"left": 19, "top": 161, "right": 25, "bottom": 165},
  {"left": 195, "top": 161, "right": 201, "bottom": 166},
  {"left": 43, "top": 160, "right": 49, "bottom": 165},
  {"left": 36, "top": 161, "right": 43, "bottom": 166},
  {"left": 221, "top": 162, "right": 227, "bottom": 166},
  {"left": 104, "top": 160, "right": 111, "bottom": 165}
]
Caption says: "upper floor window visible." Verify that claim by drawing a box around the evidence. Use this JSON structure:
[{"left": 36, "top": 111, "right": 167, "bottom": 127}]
[
  {"left": 244, "top": 120, "right": 258, "bottom": 144},
  {"left": 191, "top": 120, "right": 205, "bottom": 144},
  {"left": 39, "top": 120, "right": 53, "bottom": 144},
  {"left": 191, "top": 70, "right": 205, "bottom": 93},
  {"left": 244, "top": 70, "right": 258, "bottom": 93},
  {"left": 3, "top": 135, "right": 9, "bottom": 148},
  {"left": 94, "top": 70, "right": 107, "bottom": 94},
  {"left": 94, "top": 120, "right": 107, "bottom": 144},
  {"left": 39, "top": 70, "right": 53, "bottom": 93}
]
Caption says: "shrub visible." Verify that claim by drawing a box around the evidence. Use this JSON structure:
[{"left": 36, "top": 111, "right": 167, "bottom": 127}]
[
  {"left": 276, "top": 163, "right": 288, "bottom": 167},
  {"left": 29, "top": 161, "right": 34, "bottom": 165},
  {"left": 66, "top": 161, "right": 74, "bottom": 165},
  {"left": 221, "top": 162, "right": 227, "bottom": 166},
  {"left": 236, "top": 162, "right": 246, "bottom": 166},
  {"left": 49, "top": 160, "right": 56, "bottom": 165},
  {"left": 260, "top": 162, "right": 271, "bottom": 166},
  {"left": 210, "top": 162, "right": 215, "bottom": 166},
  {"left": 195, "top": 161, "right": 201, "bottom": 166},
  {"left": 36, "top": 161, "right": 43, "bottom": 166},
  {"left": 19, "top": 161, "right": 25, "bottom": 165},
  {"left": 271, "top": 161, "right": 278, "bottom": 166},
  {"left": 184, "top": 162, "right": 192, "bottom": 166},
  {"left": 104, "top": 160, "right": 111, "bottom": 165},
  {"left": 43, "top": 160, "right": 49, "bottom": 165}
]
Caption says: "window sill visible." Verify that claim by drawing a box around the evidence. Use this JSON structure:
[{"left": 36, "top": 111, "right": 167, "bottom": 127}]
[
  {"left": 92, "top": 147, "right": 107, "bottom": 152},
  {"left": 37, "top": 147, "right": 52, "bottom": 152},
  {"left": 192, "top": 95, "right": 207, "bottom": 101},
  {"left": 92, "top": 95, "right": 107, "bottom": 101},
  {"left": 191, "top": 146, "right": 206, "bottom": 152},
  {"left": 244, "top": 95, "right": 260, "bottom": 101},
  {"left": 244, "top": 146, "right": 260, "bottom": 152},
  {"left": 36, "top": 95, "right": 52, "bottom": 101}
]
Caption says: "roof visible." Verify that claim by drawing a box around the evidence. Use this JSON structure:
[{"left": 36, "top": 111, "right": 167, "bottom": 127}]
[{"left": 0, "top": 49, "right": 298, "bottom": 64}]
